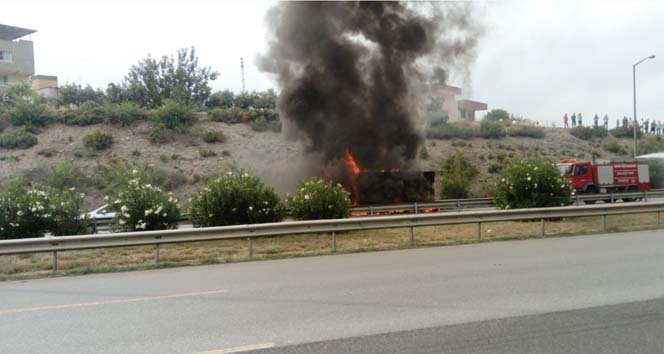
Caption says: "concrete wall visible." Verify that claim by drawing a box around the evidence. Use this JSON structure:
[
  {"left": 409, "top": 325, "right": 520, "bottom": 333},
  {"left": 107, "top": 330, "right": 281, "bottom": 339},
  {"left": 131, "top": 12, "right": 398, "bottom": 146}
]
[{"left": 0, "top": 39, "right": 34, "bottom": 85}]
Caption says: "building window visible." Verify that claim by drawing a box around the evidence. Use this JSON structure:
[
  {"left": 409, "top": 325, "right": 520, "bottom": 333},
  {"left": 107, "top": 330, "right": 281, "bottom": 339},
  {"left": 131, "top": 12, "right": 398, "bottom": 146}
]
[{"left": 0, "top": 51, "right": 13, "bottom": 62}]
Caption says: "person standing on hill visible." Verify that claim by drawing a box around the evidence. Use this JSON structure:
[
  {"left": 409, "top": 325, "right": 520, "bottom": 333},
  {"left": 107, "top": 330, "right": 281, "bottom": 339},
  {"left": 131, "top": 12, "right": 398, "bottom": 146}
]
[
  {"left": 563, "top": 113, "right": 569, "bottom": 128},
  {"left": 604, "top": 114, "right": 609, "bottom": 129},
  {"left": 571, "top": 113, "right": 577, "bottom": 127},
  {"left": 593, "top": 114, "right": 599, "bottom": 128},
  {"left": 651, "top": 119, "right": 656, "bottom": 134},
  {"left": 578, "top": 113, "right": 583, "bottom": 126}
]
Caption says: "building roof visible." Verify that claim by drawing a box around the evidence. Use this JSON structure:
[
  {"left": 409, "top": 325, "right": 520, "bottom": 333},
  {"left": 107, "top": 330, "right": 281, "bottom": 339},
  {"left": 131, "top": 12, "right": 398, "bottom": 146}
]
[
  {"left": 457, "top": 99, "right": 488, "bottom": 111},
  {"left": 0, "top": 24, "right": 36, "bottom": 41}
]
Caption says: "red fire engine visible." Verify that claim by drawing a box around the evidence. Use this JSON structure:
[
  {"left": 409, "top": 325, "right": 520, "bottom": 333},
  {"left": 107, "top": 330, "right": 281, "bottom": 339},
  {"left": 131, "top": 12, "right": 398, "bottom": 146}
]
[{"left": 556, "top": 159, "right": 651, "bottom": 200}]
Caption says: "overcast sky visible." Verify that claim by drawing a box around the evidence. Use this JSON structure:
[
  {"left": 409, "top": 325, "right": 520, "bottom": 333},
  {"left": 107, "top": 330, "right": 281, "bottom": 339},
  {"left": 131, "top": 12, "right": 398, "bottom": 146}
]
[{"left": 4, "top": 0, "right": 663, "bottom": 125}]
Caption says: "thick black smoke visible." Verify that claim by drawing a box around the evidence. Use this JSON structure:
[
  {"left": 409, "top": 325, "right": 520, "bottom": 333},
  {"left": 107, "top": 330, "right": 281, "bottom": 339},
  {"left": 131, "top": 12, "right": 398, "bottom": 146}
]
[{"left": 259, "top": 1, "right": 480, "bottom": 173}]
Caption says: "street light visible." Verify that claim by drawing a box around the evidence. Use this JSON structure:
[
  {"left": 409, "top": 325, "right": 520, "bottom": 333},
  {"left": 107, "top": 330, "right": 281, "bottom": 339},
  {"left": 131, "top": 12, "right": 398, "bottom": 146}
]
[{"left": 633, "top": 55, "right": 656, "bottom": 157}]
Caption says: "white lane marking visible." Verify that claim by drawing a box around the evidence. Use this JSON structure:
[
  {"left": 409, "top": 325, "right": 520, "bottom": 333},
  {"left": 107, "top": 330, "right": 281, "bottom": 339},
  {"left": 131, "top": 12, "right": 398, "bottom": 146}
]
[
  {"left": 0, "top": 289, "right": 227, "bottom": 315},
  {"left": 189, "top": 343, "right": 276, "bottom": 354}
]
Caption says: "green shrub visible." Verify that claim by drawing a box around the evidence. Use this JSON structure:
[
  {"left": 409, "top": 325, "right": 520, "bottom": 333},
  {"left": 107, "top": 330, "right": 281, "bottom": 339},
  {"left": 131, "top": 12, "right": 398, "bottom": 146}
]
[
  {"left": 207, "top": 90, "right": 235, "bottom": 108},
  {"left": 56, "top": 83, "right": 105, "bottom": 106},
  {"left": 155, "top": 99, "right": 196, "bottom": 129},
  {"left": 0, "top": 127, "right": 38, "bottom": 149},
  {"left": 61, "top": 101, "right": 106, "bottom": 126},
  {"left": 198, "top": 148, "right": 217, "bottom": 158},
  {"left": 188, "top": 170, "right": 284, "bottom": 227},
  {"left": 645, "top": 159, "right": 664, "bottom": 189},
  {"left": 479, "top": 119, "right": 506, "bottom": 139},
  {"left": 637, "top": 136, "right": 664, "bottom": 155},
  {"left": 287, "top": 178, "right": 350, "bottom": 220},
  {"left": 426, "top": 122, "right": 478, "bottom": 140},
  {"left": 483, "top": 108, "right": 510, "bottom": 122},
  {"left": 268, "top": 120, "right": 282, "bottom": 133},
  {"left": 439, "top": 153, "right": 477, "bottom": 199},
  {"left": 507, "top": 125, "right": 545, "bottom": 138},
  {"left": 419, "top": 145, "right": 430, "bottom": 160},
  {"left": 95, "top": 162, "right": 186, "bottom": 194},
  {"left": 209, "top": 107, "right": 244, "bottom": 124},
  {"left": 603, "top": 136, "right": 627, "bottom": 155},
  {"left": 49, "top": 187, "right": 91, "bottom": 236},
  {"left": 46, "top": 162, "right": 91, "bottom": 191},
  {"left": 0, "top": 180, "right": 90, "bottom": 239},
  {"left": 83, "top": 132, "right": 114, "bottom": 151},
  {"left": 609, "top": 126, "right": 641, "bottom": 139},
  {"left": 147, "top": 125, "right": 173, "bottom": 144},
  {"left": 109, "top": 173, "right": 181, "bottom": 232},
  {"left": 493, "top": 158, "right": 572, "bottom": 209},
  {"left": 0, "top": 180, "right": 50, "bottom": 239},
  {"left": 569, "top": 126, "right": 607, "bottom": 140},
  {"left": 103, "top": 102, "right": 146, "bottom": 126},
  {"left": 249, "top": 117, "right": 269, "bottom": 132},
  {"left": 7, "top": 100, "right": 52, "bottom": 127},
  {"left": 202, "top": 131, "right": 226, "bottom": 143},
  {"left": 488, "top": 163, "right": 502, "bottom": 174}
]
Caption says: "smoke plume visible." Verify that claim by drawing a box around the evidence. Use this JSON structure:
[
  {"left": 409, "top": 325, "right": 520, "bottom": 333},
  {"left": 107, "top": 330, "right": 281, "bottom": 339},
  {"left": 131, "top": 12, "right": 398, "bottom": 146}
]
[{"left": 259, "top": 1, "right": 481, "bottom": 174}]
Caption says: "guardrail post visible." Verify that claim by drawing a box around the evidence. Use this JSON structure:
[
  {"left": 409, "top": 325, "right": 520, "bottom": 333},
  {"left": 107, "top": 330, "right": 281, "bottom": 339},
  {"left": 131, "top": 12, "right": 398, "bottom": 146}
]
[
  {"left": 477, "top": 222, "right": 481, "bottom": 240},
  {"left": 456, "top": 200, "right": 461, "bottom": 210},
  {"left": 369, "top": 206, "right": 374, "bottom": 216},
  {"left": 93, "top": 219, "right": 98, "bottom": 234},
  {"left": 610, "top": 193, "right": 614, "bottom": 203},
  {"left": 155, "top": 244, "right": 160, "bottom": 263},
  {"left": 247, "top": 238, "right": 253, "bottom": 257},
  {"left": 540, "top": 218, "right": 545, "bottom": 236},
  {"left": 52, "top": 251, "right": 57, "bottom": 272},
  {"left": 602, "top": 214, "right": 607, "bottom": 232},
  {"left": 414, "top": 202, "right": 419, "bottom": 214},
  {"left": 575, "top": 194, "right": 580, "bottom": 206},
  {"left": 409, "top": 226, "right": 414, "bottom": 245},
  {"left": 645, "top": 191, "right": 648, "bottom": 202},
  {"left": 331, "top": 232, "right": 337, "bottom": 253}
]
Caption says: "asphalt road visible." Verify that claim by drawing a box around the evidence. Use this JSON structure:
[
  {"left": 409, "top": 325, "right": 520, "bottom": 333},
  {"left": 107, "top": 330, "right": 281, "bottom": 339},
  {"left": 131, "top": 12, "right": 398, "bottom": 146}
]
[{"left": 1, "top": 230, "right": 664, "bottom": 354}]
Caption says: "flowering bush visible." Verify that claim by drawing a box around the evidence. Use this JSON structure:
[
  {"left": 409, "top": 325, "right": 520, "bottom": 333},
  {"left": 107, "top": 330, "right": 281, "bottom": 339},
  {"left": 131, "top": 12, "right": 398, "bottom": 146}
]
[
  {"left": 188, "top": 170, "right": 284, "bottom": 227},
  {"left": 493, "top": 158, "right": 572, "bottom": 209},
  {"left": 0, "top": 181, "right": 90, "bottom": 239},
  {"left": 109, "top": 172, "right": 181, "bottom": 232},
  {"left": 287, "top": 178, "right": 351, "bottom": 220}
]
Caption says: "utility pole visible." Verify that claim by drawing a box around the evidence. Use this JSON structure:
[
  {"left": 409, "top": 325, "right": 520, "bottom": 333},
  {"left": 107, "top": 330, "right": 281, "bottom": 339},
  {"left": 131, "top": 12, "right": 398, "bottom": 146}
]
[
  {"left": 632, "top": 55, "right": 655, "bottom": 157},
  {"left": 241, "top": 57, "right": 246, "bottom": 92}
]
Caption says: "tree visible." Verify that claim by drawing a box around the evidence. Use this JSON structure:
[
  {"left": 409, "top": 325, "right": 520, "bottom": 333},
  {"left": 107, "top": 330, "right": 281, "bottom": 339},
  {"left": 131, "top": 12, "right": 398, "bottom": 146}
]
[
  {"left": 483, "top": 108, "right": 510, "bottom": 122},
  {"left": 439, "top": 153, "right": 477, "bottom": 199},
  {"left": 56, "top": 83, "right": 105, "bottom": 106},
  {"left": 207, "top": 90, "right": 235, "bottom": 108},
  {"left": 122, "top": 47, "right": 218, "bottom": 108}
]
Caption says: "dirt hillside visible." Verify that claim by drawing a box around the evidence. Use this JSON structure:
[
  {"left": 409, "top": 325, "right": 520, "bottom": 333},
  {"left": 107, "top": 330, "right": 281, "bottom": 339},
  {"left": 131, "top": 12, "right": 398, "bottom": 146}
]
[{"left": 0, "top": 117, "right": 624, "bottom": 209}]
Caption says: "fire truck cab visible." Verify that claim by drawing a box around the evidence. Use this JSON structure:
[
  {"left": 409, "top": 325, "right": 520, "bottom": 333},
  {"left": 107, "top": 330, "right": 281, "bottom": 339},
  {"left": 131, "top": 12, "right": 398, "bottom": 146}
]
[{"left": 556, "top": 158, "right": 651, "bottom": 195}]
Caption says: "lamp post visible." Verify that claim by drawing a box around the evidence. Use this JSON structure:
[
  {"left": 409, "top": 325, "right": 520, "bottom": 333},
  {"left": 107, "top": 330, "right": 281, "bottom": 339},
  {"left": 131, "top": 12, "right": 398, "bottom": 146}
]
[{"left": 633, "top": 55, "right": 656, "bottom": 157}]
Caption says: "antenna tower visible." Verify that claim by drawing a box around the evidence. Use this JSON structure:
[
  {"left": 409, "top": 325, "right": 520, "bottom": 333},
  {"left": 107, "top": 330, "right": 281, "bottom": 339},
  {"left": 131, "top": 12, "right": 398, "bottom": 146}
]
[{"left": 240, "top": 57, "right": 246, "bottom": 92}]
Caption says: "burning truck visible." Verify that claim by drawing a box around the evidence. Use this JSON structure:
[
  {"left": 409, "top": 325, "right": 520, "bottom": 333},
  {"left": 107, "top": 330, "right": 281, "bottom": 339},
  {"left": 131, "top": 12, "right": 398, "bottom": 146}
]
[{"left": 343, "top": 149, "right": 435, "bottom": 206}]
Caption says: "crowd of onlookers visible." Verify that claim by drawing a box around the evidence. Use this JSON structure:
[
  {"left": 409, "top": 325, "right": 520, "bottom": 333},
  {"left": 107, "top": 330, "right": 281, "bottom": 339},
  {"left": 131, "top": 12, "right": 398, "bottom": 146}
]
[{"left": 562, "top": 113, "right": 664, "bottom": 135}]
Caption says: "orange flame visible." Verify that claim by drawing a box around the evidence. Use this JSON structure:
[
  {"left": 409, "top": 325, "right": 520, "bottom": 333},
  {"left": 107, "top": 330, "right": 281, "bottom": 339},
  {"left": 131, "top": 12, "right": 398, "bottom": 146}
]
[{"left": 344, "top": 148, "right": 361, "bottom": 206}]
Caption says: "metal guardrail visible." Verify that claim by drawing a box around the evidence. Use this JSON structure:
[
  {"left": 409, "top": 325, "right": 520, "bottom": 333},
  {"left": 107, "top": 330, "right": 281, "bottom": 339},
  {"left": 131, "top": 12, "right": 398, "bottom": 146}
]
[{"left": 2, "top": 201, "right": 664, "bottom": 271}]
